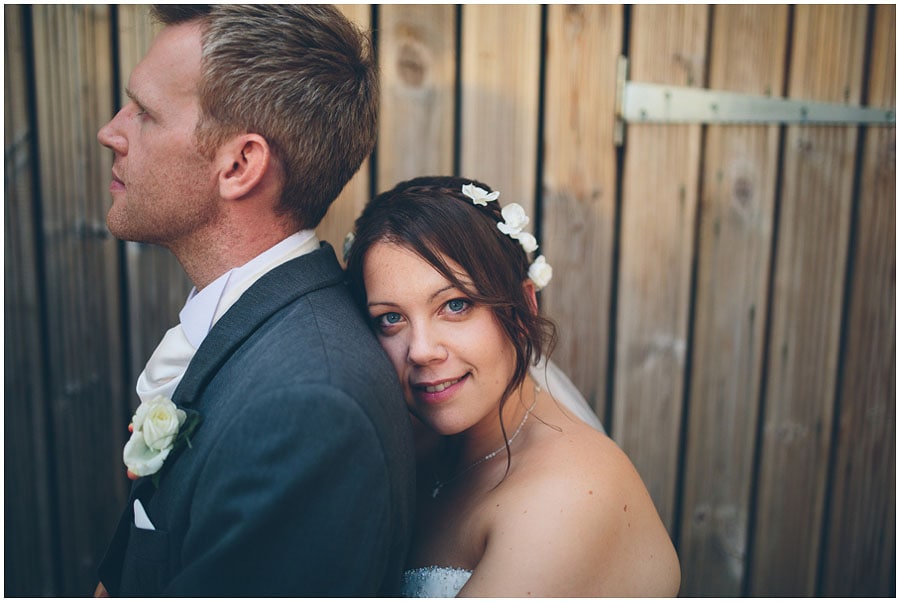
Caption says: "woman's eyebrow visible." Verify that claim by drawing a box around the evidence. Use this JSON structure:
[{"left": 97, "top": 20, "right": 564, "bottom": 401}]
[
  {"left": 367, "top": 285, "right": 458, "bottom": 309},
  {"left": 428, "top": 285, "right": 456, "bottom": 303}
]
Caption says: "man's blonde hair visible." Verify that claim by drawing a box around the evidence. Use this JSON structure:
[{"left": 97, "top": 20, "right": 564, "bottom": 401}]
[{"left": 152, "top": 4, "right": 378, "bottom": 229}]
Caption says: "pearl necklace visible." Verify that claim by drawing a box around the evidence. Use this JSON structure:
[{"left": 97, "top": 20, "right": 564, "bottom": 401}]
[{"left": 430, "top": 385, "right": 539, "bottom": 499}]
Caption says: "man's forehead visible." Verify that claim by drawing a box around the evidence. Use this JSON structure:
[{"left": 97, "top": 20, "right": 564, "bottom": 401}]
[{"left": 128, "top": 24, "right": 202, "bottom": 104}]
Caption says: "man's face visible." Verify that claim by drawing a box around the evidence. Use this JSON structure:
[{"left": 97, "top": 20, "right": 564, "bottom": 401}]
[{"left": 97, "top": 22, "right": 220, "bottom": 247}]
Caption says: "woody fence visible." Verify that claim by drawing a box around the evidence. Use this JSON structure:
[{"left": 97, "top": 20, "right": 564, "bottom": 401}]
[{"left": 5, "top": 4, "right": 895, "bottom": 596}]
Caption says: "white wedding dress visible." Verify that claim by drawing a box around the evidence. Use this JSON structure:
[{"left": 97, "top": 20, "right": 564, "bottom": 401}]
[{"left": 399, "top": 358, "right": 603, "bottom": 597}]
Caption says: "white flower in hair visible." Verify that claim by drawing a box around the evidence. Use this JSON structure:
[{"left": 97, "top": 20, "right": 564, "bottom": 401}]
[
  {"left": 515, "top": 232, "right": 539, "bottom": 253},
  {"left": 462, "top": 183, "right": 500, "bottom": 206},
  {"left": 497, "top": 203, "right": 530, "bottom": 236},
  {"left": 528, "top": 255, "right": 553, "bottom": 291},
  {"left": 459, "top": 183, "right": 552, "bottom": 291}
]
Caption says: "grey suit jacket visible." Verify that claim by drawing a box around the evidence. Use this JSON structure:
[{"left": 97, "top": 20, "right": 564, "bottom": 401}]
[{"left": 98, "top": 243, "right": 416, "bottom": 596}]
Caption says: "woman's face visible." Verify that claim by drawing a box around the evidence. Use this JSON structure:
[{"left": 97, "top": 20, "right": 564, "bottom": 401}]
[{"left": 362, "top": 241, "right": 517, "bottom": 437}]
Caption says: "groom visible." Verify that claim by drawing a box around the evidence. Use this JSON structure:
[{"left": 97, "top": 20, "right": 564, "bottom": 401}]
[{"left": 94, "top": 5, "right": 415, "bottom": 596}]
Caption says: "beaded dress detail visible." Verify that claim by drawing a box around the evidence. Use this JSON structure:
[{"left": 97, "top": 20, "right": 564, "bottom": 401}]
[{"left": 400, "top": 566, "right": 473, "bottom": 598}]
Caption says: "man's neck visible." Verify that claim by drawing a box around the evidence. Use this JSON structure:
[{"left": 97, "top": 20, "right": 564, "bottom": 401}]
[{"left": 173, "top": 221, "right": 298, "bottom": 291}]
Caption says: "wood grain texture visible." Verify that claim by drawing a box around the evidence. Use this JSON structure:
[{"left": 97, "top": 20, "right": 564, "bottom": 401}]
[
  {"left": 3, "top": 4, "right": 896, "bottom": 596},
  {"left": 677, "top": 5, "right": 788, "bottom": 596},
  {"left": 30, "top": 5, "right": 130, "bottom": 595},
  {"left": 614, "top": 4, "right": 708, "bottom": 530},
  {"left": 820, "top": 4, "right": 896, "bottom": 596},
  {"left": 540, "top": 4, "right": 622, "bottom": 421},
  {"left": 459, "top": 4, "right": 541, "bottom": 214},
  {"left": 376, "top": 4, "right": 456, "bottom": 189},
  {"left": 317, "top": 4, "right": 373, "bottom": 255},
  {"left": 749, "top": 5, "right": 868, "bottom": 595},
  {"left": 4, "top": 5, "right": 58, "bottom": 595}
]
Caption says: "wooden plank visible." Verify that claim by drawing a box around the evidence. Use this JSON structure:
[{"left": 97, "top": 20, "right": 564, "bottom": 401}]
[
  {"left": 749, "top": 5, "right": 868, "bottom": 595},
  {"left": 614, "top": 4, "right": 708, "bottom": 531},
  {"left": 459, "top": 4, "right": 541, "bottom": 215},
  {"left": 3, "top": 5, "right": 58, "bottom": 595},
  {"left": 376, "top": 4, "right": 456, "bottom": 192},
  {"left": 540, "top": 5, "right": 622, "bottom": 421},
  {"left": 820, "top": 4, "right": 895, "bottom": 596},
  {"left": 317, "top": 4, "right": 373, "bottom": 256},
  {"left": 31, "top": 5, "right": 130, "bottom": 595},
  {"left": 677, "top": 6, "right": 788, "bottom": 596},
  {"left": 115, "top": 5, "right": 190, "bottom": 382}
]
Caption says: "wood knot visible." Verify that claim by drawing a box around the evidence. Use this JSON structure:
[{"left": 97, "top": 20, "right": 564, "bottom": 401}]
[
  {"left": 733, "top": 176, "right": 753, "bottom": 208},
  {"left": 397, "top": 43, "right": 426, "bottom": 87}
]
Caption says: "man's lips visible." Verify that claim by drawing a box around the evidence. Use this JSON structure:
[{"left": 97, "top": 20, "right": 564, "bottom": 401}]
[{"left": 110, "top": 171, "right": 125, "bottom": 192}]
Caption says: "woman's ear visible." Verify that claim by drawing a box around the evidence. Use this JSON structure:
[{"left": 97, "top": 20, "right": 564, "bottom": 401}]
[
  {"left": 523, "top": 279, "right": 539, "bottom": 315},
  {"left": 216, "top": 133, "right": 272, "bottom": 200}
]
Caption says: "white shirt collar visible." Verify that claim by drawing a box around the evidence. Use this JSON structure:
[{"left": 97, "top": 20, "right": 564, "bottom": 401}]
[{"left": 179, "top": 229, "right": 319, "bottom": 349}]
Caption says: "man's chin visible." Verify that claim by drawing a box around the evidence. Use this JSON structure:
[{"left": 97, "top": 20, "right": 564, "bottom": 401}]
[
  {"left": 105, "top": 215, "right": 130, "bottom": 242},
  {"left": 105, "top": 214, "right": 149, "bottom": 244}
]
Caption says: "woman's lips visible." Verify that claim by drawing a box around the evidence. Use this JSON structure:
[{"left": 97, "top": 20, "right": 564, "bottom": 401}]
[{"left": 411, "top": 373, "right": 469, "bottom": 405}]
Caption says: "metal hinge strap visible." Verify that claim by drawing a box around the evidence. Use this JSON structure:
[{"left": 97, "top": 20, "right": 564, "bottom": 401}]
[{"left": 614, "top": 56, "right": 895, "bottom": 146}]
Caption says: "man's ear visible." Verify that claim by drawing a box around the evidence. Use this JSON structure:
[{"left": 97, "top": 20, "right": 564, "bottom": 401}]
[
  {"left": 523, "top": 279, "right": 539, "bottom": 315},
  {"left": 216, "top": 134, "right": 272, "bottom": 201}
]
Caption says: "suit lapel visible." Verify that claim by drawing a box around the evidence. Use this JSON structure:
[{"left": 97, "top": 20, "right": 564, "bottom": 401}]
[{"left": 172, "top": 242, "right": 345, "bottom": 407}]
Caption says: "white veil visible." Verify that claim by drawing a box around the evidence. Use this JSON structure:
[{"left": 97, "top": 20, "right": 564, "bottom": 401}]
[{"left": 530, "top": 357, "right": 605, "bottom": 433}]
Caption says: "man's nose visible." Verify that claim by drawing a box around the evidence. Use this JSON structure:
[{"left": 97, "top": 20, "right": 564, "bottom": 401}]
[{"left": 97, "top": 107, "right": 128, "bottom": 154}]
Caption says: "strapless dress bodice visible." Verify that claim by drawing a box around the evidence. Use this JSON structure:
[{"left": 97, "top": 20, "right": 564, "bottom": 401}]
[{"left": 400, "top": 566, "right": 473, "bottom": 597}]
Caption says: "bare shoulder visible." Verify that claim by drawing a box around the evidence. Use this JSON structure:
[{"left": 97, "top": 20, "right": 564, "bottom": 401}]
[{"left": 464, "top": 422, "right": 681, "bottom": 597}]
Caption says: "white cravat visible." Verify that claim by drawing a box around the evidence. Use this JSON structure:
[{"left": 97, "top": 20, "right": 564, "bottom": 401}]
[
  {"left": 135, "top": 323, "right": 196, "bottom": 402},
  {"left": 135, "top": 231, "right": 320, "bottom": 403}
]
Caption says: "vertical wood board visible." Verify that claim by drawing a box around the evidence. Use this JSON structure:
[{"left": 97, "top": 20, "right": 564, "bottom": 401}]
[
  {"left": 4, "top": 4, "right": 58, "bottom": 595},
  {"left": 459, "top": 5, "right": 541, "bottom": 214},
  {"left": 614, "top": 4, "right": 708, "bottom": 530},
  {"left": 31, "top": 5, "right": 129, "bottom": 595},
  {"left": 376, "top": 4, "right": 456, "bottom": 190},
  {"left": 820, "top": 4, "right": 896, "bottom": 596},
  {"left": 540, "top": 4, "right": 622, "bottom": 419},
  {"left": 750, "top": 5, "right": 868, "bottom": 595},
  {"left": 678, "top": 5, "right": 787, "bottom": 596}
]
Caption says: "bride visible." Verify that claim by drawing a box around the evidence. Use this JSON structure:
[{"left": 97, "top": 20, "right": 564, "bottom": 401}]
[{"left": 344, "top": 176, "right": 680, "bottom": 597}]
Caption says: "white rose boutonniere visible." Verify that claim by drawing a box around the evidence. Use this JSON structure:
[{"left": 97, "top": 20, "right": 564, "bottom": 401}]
[{"left": 123, "top": 395, "right": 201, "bottom": 485}]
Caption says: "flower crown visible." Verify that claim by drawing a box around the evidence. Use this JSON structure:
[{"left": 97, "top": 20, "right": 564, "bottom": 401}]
[
  {"left": 342, "top": 183, "right": 553, "bottom": 291},
  {"left": 462, "top": 183, "right": 553, "bottom": 291}
]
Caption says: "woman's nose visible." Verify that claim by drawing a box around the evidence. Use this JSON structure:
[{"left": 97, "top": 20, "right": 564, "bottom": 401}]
[{"left": 406, "top": 324, "right": 448, "bottom": 366}]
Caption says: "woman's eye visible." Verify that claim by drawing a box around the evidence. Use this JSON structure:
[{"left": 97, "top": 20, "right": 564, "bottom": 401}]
[
  {"left": 376, "top": 312, "right": 403, "bottom": 329},
  {"left": 446, "top": 298, "right": 469, "bottom": 313}
]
